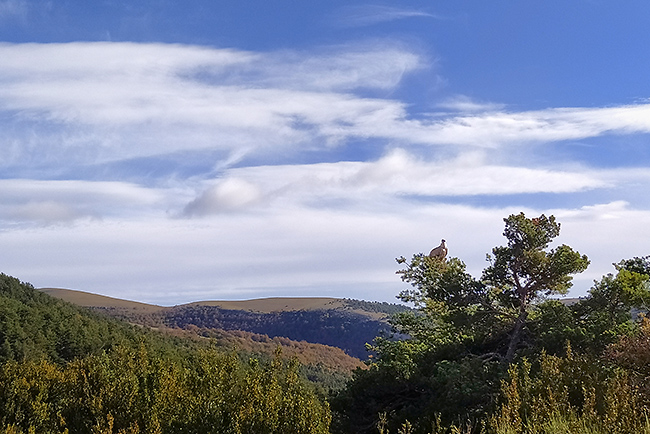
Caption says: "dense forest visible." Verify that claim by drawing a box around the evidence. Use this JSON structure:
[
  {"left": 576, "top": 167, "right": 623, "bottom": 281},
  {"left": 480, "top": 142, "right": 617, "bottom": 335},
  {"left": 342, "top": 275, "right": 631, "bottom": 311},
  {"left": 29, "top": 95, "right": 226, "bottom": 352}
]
[
  {"left": 0, "top": 275, "right": 186, "bottom": 364},
  {"left": 3, "top": 212, "right": 650, "bottom": 433},
  {"left": 88, "top": 298, "right": 409, "bottom": 359},
  {"left": 162, "top": 306, "right": 390, "bottom": 359}
]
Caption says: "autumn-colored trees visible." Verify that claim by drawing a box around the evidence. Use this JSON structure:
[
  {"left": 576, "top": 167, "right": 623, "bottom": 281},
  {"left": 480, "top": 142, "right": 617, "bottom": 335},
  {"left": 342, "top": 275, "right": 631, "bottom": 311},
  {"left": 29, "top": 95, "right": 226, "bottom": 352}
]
[
  {"left": 0, "top": 347, "right": 330, "bottom": 434},
  {"left": 0, "top": 274, "right": 330, "bottom": 434}
]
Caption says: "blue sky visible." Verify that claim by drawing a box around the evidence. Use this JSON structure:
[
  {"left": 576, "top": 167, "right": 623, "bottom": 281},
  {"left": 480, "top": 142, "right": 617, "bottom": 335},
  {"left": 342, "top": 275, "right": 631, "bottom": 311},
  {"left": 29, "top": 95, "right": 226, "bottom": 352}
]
[{"left": 2, "top": 1, "right": 650, "bottom": 305}]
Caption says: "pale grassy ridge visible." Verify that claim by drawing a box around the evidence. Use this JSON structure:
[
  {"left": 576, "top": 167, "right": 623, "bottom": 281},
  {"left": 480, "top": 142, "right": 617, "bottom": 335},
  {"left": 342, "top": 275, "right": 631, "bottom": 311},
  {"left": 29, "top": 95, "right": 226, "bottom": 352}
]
[
  {"left": 187, "top": 297, "right": 346, "bottom": 313},
  {"left": 39, "top": 287, "right": 165, "bottom": 311}
]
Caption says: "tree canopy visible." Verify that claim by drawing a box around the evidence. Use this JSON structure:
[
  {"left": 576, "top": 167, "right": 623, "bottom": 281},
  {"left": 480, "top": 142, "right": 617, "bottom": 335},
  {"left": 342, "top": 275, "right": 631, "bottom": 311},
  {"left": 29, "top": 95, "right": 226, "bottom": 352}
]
[
  {"left": 393, "top": 213, "right": 590, "bottom": 366},
  {"left": 333, "top": 213, "right": 641, "bottom": 433}
]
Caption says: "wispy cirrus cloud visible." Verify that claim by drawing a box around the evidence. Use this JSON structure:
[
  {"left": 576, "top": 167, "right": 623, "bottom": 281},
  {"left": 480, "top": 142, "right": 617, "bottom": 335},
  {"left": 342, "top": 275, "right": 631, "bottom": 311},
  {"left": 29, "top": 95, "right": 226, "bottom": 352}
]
[
  {"left": 3, "top": 41, "right": 650, "bottom": 223},
  {"left": 3, "top": 41, "right": 650, "bottom": 304},
  {"left": 419, "top": 104, "right": 650, "bottom": 147},
  {"left": 0, "top": 179, "right": 171, "bottom": 225},
  {"left": 180, "top": 148, "right": 618, "bottom": 217},
  {"left": 332, "top": 5, "right": 441, "bottom": 28},
  {"left": 436, "top": 95, "right": 506, "bottom": 113},
  {"left": 2, "top": 42, "right": 650, "bottom": 174},
  {"left": 0, "top": 42, "right": 425, "bottom": 167},
  {"left": 252, "top": 44, "right": 423, "bottom": 91}
]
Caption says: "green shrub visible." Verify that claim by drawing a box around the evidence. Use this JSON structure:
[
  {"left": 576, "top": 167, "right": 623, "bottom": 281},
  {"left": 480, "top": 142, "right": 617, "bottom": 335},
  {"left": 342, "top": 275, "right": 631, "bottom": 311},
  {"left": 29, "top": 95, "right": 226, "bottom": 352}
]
[
  {"left": 0, "top": 346, "right": 330, "bottom": 434},
  {"left": 490, "top": 347, "right": 650, "bottom": 434}
]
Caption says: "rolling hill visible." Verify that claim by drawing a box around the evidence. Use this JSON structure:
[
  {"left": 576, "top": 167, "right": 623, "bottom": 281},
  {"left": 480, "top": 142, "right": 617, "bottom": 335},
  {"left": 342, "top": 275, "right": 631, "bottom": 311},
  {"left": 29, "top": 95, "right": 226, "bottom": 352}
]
[{"left": 40, "top": 287, "right": 410, "bottom": 359}]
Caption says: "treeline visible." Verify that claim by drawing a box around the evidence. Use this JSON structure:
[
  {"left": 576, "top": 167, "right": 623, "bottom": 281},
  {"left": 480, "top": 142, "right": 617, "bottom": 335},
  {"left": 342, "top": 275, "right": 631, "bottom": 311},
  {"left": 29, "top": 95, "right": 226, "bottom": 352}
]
[
  {"left": 91, "top": 300, "right": 398, "bottom": 359},
  {"left": 341, "top": 299, "right": 412, "bottom": 316}
]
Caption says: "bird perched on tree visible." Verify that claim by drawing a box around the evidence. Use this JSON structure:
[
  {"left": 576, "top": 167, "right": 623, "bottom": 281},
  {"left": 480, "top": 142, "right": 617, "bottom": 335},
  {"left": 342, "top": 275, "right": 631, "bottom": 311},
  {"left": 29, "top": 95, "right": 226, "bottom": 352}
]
[{"left": 429, "top": 239, "right": 448, "bottom": 260}]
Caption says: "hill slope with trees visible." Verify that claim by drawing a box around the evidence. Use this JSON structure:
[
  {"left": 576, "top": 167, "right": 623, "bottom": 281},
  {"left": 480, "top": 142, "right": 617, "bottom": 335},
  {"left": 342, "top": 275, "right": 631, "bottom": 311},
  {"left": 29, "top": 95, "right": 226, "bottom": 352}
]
[
  {"left": 41, "top": 290, "right": 411, "bottom": 359},
  {"left": 0, "top": 273, "right": 332, "bottom": 433},
  {"left": 0, "top": 274, "right": 185, "bottom": 364}
]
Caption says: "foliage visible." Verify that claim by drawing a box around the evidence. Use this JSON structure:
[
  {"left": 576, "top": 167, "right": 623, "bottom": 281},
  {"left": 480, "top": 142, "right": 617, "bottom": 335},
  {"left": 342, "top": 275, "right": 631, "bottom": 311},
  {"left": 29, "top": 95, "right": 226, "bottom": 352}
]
[
  {"left": 490, "top": 348, "right": 650, "bottom": 434},
  {"left": 389, "top": 214, "right": 590, "bottom": 366},
  {"left": 0, "top": 273, "right": 183, "bottom": 364},
  {"left": 332, "top": 355, "right": 502, "bottom": 433},
  {"left": 88, "top": 309, "right": 364, "bottom": 389},
  {"left": 0, "top": 346, "right": 331, "bottom": 434},
  {"left": 0, "top": 273, "right": 332, "bottom": 433},
  {"left": 481, "top": 214, "right": 590, "bottom": 361},
  {"left": 528, "top": 256, "right": 650, "bottom": 356},
  {"left": 162, "top": 305, "right": 389, "bottom": 359},
  {"left": 332, "top": 213, "right": 650, "bottom": 433}
]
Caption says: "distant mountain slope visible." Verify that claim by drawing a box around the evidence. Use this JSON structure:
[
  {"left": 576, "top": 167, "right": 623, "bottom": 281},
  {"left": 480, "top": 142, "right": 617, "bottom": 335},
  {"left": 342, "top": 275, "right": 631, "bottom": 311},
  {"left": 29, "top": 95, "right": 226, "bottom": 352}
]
[
  {"left": 0, "top": 274, "right": 365, "bottom": 400},
  {"left": 166, "top": 304, "right": 387, "bottom": 358},
  {"left": 38, "top": 287, "right": 369, "bottom": 370},
  {"left": 40, "top": 288, "right": 411, "bottom": 359}
]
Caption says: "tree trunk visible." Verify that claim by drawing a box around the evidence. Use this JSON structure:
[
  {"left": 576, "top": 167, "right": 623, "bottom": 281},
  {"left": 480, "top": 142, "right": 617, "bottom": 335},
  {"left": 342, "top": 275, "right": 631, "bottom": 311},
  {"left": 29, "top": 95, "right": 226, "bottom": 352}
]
[{"left": 505, "top": 309, "right": 527, "bottom": 363}]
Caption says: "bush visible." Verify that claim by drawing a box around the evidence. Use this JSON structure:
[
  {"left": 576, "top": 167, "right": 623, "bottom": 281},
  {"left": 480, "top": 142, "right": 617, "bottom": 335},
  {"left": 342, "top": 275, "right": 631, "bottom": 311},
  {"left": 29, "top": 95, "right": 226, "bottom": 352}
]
[
  {"left": 0, "top": 346, "right": 330, "bottom": 434},
  {"left": 490, "top": 347, "right": 650, "bottom": 434}
]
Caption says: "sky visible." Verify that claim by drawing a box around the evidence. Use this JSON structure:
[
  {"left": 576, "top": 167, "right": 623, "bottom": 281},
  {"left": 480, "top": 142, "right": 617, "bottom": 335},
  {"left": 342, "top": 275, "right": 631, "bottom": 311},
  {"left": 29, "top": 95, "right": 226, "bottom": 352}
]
[{"left": 2, "top": 1, "right": 650, "bottom": 305}]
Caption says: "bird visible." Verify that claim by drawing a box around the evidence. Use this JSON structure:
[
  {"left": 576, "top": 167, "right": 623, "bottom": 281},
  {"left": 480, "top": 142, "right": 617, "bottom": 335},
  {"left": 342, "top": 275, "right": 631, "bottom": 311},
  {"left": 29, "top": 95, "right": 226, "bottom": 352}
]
[{"left": 429, "top": 239, "right": 448, "bottom": 260}]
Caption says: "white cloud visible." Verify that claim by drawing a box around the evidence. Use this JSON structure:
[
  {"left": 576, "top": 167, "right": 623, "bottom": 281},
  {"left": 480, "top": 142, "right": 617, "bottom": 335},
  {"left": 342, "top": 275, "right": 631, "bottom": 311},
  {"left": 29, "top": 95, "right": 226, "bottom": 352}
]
[
  {"left": 551, "top": 201, "right": 650, "bottom": 287},
  {"left": 418, "top": 104, "right": 650, "bottom": 147},
  {"left": 333, "top": 5, "right": 440, "bottom": 27},
  {"left": 3, "top": 41, "right": 650, "bottom": 304},
  {"left": 0, "top": 203, "right": 508, "bottom": 304},
  {"left": 558, "top": 201, "right": 631, "bottom": 221},
  {"left": 437, "top": 95, "right": 506, "bottom": 113},
  {"left": 3, "top": 200, "right": 647, "bottom": 305},
  {"left": 0, "top": 42, "right": 425, "bottom": 166},
  {"left": 181, "top": 149, "right": 612, "bottom": 217},
  {"left": 2, "top": 42, "right": 650, "bottom": 172},
  {"left": 345, "top": 149, "right": 607, "bottom": 196},
  {"left": 0, "top": 179, "right": 170, "bottom": 224},
  {"left": 259, "top": 45, "right": 423, "bottom": 91},
  {"left": 184, "top": 178, "right": 262, "bottom": 216},
  {"left": 5, "top": 201, "right": 81, "bottom": 224}
]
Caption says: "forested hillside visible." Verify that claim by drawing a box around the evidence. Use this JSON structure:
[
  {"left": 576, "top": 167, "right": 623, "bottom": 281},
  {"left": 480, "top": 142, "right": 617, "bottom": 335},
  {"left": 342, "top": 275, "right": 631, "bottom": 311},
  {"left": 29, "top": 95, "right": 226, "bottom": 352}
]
[
  {"left": 0, "top": 273, "right": 331, "bottom": 433},
  {"left": 45, "top": 291, "right": 411, "bottom": 359},
  {"left": 162, "top": 305, "right": 390, "bottom": 359},
  {"left": 0, "top": 274, "right": 185, "bottom": 364}
]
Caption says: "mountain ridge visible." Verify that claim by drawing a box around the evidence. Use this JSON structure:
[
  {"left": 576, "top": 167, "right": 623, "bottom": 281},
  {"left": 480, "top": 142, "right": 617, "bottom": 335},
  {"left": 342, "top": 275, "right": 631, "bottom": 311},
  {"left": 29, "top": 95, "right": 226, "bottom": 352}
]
[
  {"left": 40, "top": 288, "right": 375, "bottom": 314},
  {"left": 39, "top": 287, "right": 410, "bottom": 359}
]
